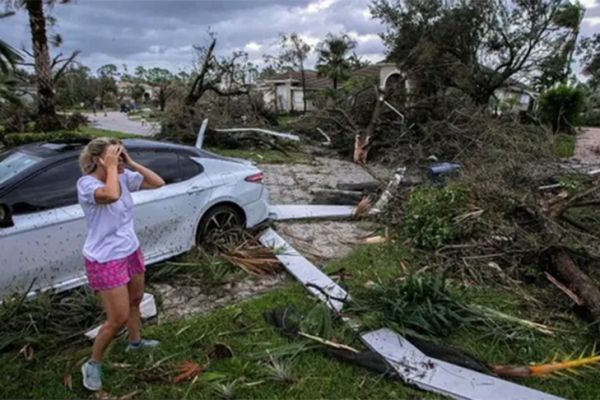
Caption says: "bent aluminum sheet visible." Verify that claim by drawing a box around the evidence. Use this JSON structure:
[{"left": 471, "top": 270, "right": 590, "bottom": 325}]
[
  {"left": 259, "top": 228, "right": 348, "bottom": 311},
  {"left": 214, "top": 128, "right": 300, "bottom": 142},
  {"left": 361, "top": 328, "right": 564, "bottom": 400},
  {"left": 268, "top": 204, "right": 356, "bottom": 221}
]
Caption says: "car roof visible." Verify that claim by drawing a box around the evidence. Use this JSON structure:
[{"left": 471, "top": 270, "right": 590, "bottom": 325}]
[{"left": 14, "top": 138, "right": 207, "bottom": 159}]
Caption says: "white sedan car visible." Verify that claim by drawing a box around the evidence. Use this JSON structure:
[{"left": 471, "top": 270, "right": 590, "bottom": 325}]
[{"left": 0, "top": 138, "right": 269, "bottom": 299}]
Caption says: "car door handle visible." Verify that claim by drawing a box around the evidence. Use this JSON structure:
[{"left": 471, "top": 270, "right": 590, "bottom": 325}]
[{"left": 187, "top": 185, "right": 206, "bottom": 193}]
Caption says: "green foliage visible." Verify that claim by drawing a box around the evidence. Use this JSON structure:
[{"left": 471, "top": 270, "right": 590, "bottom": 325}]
[
  {"left": 403, "top": 185, "right": 471, "bottom": 249},
  {"left": 538, "top": 85, "right": 586, "bottom": 132},
  {"left": 315, "top": 33, "right": 358, "bottom": 89},
  {"left": 579, "top": 109, "right": 600, "bottom": 127},
  {"left": 553, "top": 133, "right": 575, "bottom": 158},
  {"left": 299, "top": 303, "right": 334, "bottom": 339},
  {"left": 352, "top": 274, "right": 468, "bottom": 339},
  {"left": 1, "top": 127, "right": 137, "bottom": 148}
]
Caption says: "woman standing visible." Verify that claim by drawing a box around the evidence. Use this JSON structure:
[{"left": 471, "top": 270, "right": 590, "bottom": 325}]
[{"left": 77, "top": 138, "right": 165, "bottom": 391}]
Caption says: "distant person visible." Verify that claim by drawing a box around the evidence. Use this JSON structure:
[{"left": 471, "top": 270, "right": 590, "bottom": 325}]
[
  {"left": 77, "top": 138, "right": 165, "bottom": 391},
  {"left": 92, "top": 103, "right": 97, "bottom": 116}
]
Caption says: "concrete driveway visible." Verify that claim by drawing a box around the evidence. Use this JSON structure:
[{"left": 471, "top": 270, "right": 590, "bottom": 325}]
[{"left": 85, "top": 111, "right": 159, "bottom": 136}]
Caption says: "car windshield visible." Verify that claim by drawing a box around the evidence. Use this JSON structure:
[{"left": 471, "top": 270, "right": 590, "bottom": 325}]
[{"left": 0, "top": 151, "right": 43, "bottom": 186}]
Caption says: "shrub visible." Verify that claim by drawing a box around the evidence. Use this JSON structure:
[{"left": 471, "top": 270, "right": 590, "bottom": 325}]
[
  {"left": 538, "top": 85, "right": 586, "bottom": 133},
  {"left": 2, "top": 131, "right": 91, "bottom": 147},
  {"left": 403, "top": 185, "right": 471, "bottom": 250},
  {"left": 63, "top": 112, "right": 89, "bottom": 130}
]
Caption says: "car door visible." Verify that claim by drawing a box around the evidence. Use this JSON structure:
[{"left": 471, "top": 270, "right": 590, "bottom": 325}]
[
  {"left": 0, "top": 157, "right": 87, "bottom": 297},
  {"left": 127, "top": 150, "right": 213, "bottom": 262}
]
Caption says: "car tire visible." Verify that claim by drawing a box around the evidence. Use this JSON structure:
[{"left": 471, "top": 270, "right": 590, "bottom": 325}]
[{"left": 196, "top": 204, "right": 243, "bottom": 244}]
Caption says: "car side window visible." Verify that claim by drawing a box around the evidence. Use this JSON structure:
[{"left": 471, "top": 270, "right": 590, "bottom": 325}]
[
  {"left": 2, "top": 158, "right": 81, "bottom": 215},
  {"left": 128, "top": 150, "right": 180, "bottom": 184},
  {"left": 178, "top": 153, "right": 203, "bottom": 181}
]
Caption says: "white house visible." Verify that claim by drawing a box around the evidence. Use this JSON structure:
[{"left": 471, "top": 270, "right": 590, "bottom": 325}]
[{"left": 257, "top": 62, "right": 535, "bottom": 114}]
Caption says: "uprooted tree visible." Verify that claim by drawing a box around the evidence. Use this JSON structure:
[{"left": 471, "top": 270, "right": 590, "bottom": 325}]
[{"left": 371, "top": 0, "right": 576, "bottom": 105}]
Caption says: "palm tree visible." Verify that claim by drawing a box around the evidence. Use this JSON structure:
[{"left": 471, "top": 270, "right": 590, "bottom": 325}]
[
  {"left": 23, "top": 0, "right": 62, "bottom": 131},
  {"left": 316, "top": 33, "right": 358, "bottom": 89},
  {"left": 0, "top": 39, "right": 21, "bottom": 74}
]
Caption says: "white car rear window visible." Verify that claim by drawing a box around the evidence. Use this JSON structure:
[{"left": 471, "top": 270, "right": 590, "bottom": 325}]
[{"left": 0, "top": 151, "right": 43, "bottom": 186}]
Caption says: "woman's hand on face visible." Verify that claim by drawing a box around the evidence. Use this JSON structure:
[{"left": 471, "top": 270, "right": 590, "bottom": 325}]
[
  {"left": 99, "top": 145, "right": 122, "bottom": 169},
  {"left": 121, "top": 146, "right": 134, "bottom": 166}
]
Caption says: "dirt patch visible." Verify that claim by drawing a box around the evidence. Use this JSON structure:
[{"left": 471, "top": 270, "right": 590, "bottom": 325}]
[
  {"left": 573, "top": 127, "right": 600, "bottom": 165},
  {"left": 276, "top": 221, "right": 378, "bottom": 262},
  {"left": 260, "top": 156, "right": 390, "bottom": 203},
  {"left": 151, "top": 275, "right": 286, "bottom": 322}
]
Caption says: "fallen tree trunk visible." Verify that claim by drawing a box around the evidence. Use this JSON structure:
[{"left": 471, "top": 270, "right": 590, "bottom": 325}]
[
  {"left": 533, "top": 188, "right": 600, "bottom": 323},
  {"left": 552, "top": 251, "right": 600, "bottom": 321},
  {"left": 311, "top": 188, "right": 364, "bottom": 205}
]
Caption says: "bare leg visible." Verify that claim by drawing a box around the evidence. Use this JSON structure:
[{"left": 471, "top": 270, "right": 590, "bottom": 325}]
[
  {"left": 126, "top": 273, "right": 145, "bottom": 342},
  {"left": 91, "top": 285, "right": 130, "bottom": 362}
]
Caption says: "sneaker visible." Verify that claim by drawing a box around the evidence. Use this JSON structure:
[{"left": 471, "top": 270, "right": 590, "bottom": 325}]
[
  {"left": 125, "top": 339, "right": 160, "bottom": 352},
  {"left": 81, "top": 360, "right": 102, "bottom": 391}
]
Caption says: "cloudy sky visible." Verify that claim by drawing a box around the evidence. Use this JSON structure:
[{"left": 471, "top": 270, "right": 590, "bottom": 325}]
[{"left": 1, "top": 0, "right": 599, "bottom": 75}]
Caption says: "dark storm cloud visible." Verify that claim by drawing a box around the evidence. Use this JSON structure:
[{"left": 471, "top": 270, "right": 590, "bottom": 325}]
[
  {"left": 1, "top": 0, "right": 384, "bottom": 71},
  {"left": 2, "top": 0, "right": 596, "bottom": 74}
]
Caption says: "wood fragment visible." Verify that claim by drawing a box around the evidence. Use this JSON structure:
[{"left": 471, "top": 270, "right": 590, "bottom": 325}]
[{"left": 545, "top": 272, "right": 584, "bottom": 306}]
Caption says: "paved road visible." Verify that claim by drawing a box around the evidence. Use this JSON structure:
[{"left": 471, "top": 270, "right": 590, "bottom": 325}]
[{"left": 85, "top": 111, "right": 160, "bottom": 136}]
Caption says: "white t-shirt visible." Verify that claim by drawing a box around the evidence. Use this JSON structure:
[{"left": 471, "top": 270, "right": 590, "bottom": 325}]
[{"left": 77, "top": 169, "right": 144, "bottom": 263}]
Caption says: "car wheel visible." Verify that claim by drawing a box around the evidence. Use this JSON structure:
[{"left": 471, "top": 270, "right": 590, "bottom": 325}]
[{"left": 197, "top": 205, "right": 243, "bottom": 244}]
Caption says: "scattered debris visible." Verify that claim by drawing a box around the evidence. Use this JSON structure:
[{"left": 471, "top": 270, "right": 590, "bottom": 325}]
[
  {"left": 491, "top": 352, "right": 600, "bottom": 378},
  {"left": 353, "top": 197, "right": 372, "bottom": 218},
  {"left": 316, "top": 128, "right": 331, "bottom": 146},
  {"left": 195, "top": 118, "right": 209, "bottom": 149},
  {"left": 219, "top": 237, "right": 282, "bottom": 276},
  {"left": 19, "top": 344, "right": 34, "bottom": 361},
  {"left": 63, "top": 372, "right": 73, "bottom": 390},
  {"left": 361, "top": 235, "right": 387, "bottom": 244},
  {"left": 174, "top": 360, "right": 202, "bottom": 384},
  {"left": 371, "top": 167, "right": 406, "bottom": 213},
  {"left": 311, "top": 188, "right": 364, "bottom": 205},
  {"left": 544, "top": 272, "right": 584, "bottom": 306}
]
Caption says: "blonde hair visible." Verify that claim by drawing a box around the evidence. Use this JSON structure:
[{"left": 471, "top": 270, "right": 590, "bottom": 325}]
[{"left": 79, "top": 137, "right": 122, "bottom": 174}]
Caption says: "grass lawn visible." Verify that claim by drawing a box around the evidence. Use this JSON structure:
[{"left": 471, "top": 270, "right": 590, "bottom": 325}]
[
  {"left": 1, "top": 240, "right": 598, "bottom": 399},
  {"left": 553, "top": 133, "right": 576, "bottom": 158}
]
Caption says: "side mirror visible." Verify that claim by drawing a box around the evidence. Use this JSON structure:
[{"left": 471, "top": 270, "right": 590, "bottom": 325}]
[{"left": 0, "top": 203, "right": 14, "bottom": 228}]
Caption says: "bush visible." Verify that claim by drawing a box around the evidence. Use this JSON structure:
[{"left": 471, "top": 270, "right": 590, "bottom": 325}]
[
  {"left": 403, "top": 185, "right": 471, "bottom": 250},
  {"left": 579, "top": 110, "right": 600, "bottom": 127},
  {"left": 553, "top": 133, "right": 575, "bottom": 158},
  {"left": 63, "top": 112, "right": 89, "bottom": 130},
  {"left": 2, "top": 131, "right": 91, "bottom": 147},
  {"left": 538, "top": 85, "right": 586, "bottom": 133}
]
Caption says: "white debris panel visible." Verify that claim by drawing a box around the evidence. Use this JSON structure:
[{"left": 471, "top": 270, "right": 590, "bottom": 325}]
[
  {"left": 268, "top": 204, "right": 356, "bottom": 221},
  {"left": 361, "top": 328, "right": 564, "bottom": 400},
  {"left": 259, "top": 228, "right": 348, "bottom": 312},
  {"left": 214, "top": 128, "right": 300, "bottom": 142}
]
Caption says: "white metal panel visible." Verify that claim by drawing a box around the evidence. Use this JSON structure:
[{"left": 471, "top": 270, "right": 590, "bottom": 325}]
[
  {"left": 268, "top": 204, "right": 356, "bottom": 220},
  {"left": 259, "top": 228, "right": 348, "bottom": 311},
  {"left": 361, "top": 329, "right": 564, "bottom": 400}
]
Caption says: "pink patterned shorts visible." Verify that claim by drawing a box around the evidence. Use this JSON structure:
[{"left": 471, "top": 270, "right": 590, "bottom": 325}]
[{"left": 84, "top": 247, "right": 145, "bottom": 291}]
